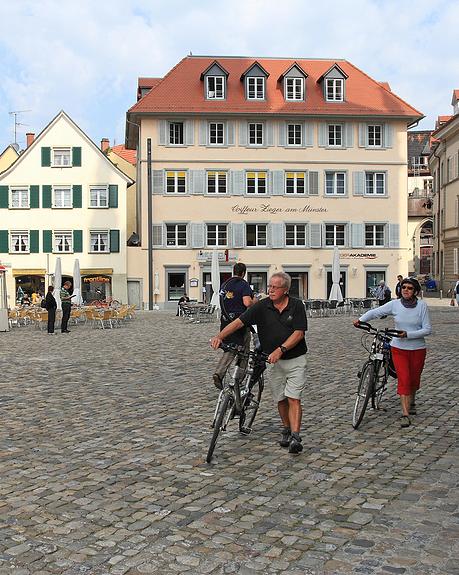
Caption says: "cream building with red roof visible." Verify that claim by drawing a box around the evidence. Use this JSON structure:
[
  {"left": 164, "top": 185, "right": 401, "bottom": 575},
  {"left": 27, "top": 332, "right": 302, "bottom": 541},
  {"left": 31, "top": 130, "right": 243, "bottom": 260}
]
[{"left": 126, "top": 55, "right": 423, "bottom": 308}]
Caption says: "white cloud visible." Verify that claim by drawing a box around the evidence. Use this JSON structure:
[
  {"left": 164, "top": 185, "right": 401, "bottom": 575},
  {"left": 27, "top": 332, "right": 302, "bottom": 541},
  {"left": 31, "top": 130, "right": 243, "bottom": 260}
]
[{"left": 0, "top": 0, "right": 458, "bottom": 151}]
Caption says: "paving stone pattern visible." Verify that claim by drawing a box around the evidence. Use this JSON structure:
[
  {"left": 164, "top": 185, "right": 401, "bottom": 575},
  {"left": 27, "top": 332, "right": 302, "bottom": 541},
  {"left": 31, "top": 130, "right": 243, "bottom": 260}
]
[{"left": 0, "top": 308, "right": 458, "bottom": 574}]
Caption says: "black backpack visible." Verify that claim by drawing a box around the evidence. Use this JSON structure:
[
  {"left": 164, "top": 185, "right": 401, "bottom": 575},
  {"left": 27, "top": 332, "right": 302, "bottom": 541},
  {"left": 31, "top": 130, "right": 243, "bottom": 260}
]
[{"left": 41, "top": 298, "right": 47, "bottom": 309}]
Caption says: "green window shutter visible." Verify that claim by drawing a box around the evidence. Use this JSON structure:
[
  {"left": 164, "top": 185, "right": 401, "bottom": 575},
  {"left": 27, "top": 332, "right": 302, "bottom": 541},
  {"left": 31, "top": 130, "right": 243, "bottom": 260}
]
[
  {"left": 110, "top": 229, "right": 120, "bottom": 253},
  {"left": 30, "top": 230, "right": 39, "bottom": 253},
  {"left": 30, "top": 185, "right": 40, "bottom": 208},
  {"left": 73, "top": 185, "right": 82, "bottom": 208},
  {"left": 43, "top": 230, "right": 53, "bottom": 253},
  {"left": 0, "top": 230, "right": 8, "bottom": 252},
  {"left": 73, "top": 230, "right": 83, "bottom": 253},
  {"left": 109, "top": 184, "right": 118, "bottom": 208},
  {"left": 0, "top": 186, "right": 8, "bottom": 208},
  {"left": 41, "top": 147, "right": 51, "bottom": 167},
  {"left": 72, "top": 147, "right": 82, "bottom": 167},
  {"left": 42, "top": 185, "right": 52, "bottom": 208}
]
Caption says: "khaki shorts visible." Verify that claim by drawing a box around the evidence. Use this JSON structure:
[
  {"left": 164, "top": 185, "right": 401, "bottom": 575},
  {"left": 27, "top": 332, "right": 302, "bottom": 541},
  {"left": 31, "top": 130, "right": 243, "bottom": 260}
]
[{"left": 268, "top": 354, "right": 307, "bottom": 402}]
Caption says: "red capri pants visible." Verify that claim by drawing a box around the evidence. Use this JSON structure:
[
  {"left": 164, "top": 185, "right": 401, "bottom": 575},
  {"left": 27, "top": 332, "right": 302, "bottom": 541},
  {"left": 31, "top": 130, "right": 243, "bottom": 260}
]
[{"left": 391, "top": 347, "right": 427, "bottom": 396}]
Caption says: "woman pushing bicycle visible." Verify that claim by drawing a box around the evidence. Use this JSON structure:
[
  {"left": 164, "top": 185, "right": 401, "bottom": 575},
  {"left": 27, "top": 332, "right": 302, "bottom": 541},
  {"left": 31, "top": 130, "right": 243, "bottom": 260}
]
[{"left": 353, "top": 277, "right": 431, "bottom": 428}]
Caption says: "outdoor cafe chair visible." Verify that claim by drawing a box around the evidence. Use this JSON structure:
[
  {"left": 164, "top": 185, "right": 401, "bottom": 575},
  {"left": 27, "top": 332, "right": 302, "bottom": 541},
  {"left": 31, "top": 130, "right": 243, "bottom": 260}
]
[{"left": 309, "top": 300, "right": 324, "bottom": 318}]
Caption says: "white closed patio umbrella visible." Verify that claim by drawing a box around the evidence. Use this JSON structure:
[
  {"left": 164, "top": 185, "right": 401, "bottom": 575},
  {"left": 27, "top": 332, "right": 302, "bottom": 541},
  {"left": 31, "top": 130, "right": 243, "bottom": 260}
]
[
  {"left": 210, "top": 249, "right": 221, "bottom": 312},
  {"left": 72, "top": 259, "right": 83, "bottom": 305},
  {"left": 328, "top": 246, "right": 344, "bottom": 302},
  {"left": 54, "top": 257, "right": 62, "bottom": 310}
]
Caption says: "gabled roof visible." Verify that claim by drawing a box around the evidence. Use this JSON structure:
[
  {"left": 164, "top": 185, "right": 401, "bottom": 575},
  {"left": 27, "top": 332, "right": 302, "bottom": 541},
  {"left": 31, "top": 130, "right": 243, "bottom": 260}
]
[
  {"left": 0, "top": 110, "right": 133, "bottom": 183},
  {"left": 200, "top": 60, "right": 229, "bottom": 80},
  {"left": 111, "top": 145, "right": 137, "bottom": 165},
  {"left": 408, "top": 131, "right": 433, "bottom": 158},
  {"left": 317, "top": 63, "right": 349, "bottom": 83},
  {"left": 451, "top": 89, "right": 459, "bottom": 105},
  {"left": 277, "top": 62, "right": 308, "bottom": 82},
  {"left": 240, "top": 61, "right": 270, "bottom": 81}
]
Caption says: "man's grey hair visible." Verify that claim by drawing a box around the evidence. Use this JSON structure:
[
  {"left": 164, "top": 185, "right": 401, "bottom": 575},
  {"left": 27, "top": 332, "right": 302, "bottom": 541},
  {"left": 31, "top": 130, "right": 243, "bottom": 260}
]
[{"left": 270, "top": 272, "right": 291, "bottom": 290}]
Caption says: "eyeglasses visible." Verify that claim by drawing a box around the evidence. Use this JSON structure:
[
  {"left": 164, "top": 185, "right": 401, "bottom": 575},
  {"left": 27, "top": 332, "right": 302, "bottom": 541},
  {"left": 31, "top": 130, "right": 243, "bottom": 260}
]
[
  {"left": 401, "top": 285, "right": 415, "bottom": 291},
  {"left": 267, "top": 284, "right": 285, "bottom": 290}
]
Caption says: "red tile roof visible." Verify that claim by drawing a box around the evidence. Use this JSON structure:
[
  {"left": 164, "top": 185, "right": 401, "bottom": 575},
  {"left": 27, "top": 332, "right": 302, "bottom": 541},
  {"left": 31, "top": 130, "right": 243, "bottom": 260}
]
[
  {"left": 451, "top": 89, "right": 459, "bottom": 103},
  {"left": 111, "top": 145, "right": 136, "bottom": 165},
  {"left": 129, "top": 56, "right": 422, "bottom": 119}
]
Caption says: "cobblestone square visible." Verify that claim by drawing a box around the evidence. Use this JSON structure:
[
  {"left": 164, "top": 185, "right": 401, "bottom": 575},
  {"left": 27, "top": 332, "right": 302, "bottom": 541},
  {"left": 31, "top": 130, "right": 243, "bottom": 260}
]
[{"left": 0, "top": 307, "right": 458, "bottom": 574}]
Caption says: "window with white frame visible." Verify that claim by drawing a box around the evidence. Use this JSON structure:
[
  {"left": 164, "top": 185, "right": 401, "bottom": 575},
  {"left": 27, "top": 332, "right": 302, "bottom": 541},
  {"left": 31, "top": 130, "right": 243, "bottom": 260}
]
[
  {"left": 285, "top": 77, "right": 304, "bottom": 100},
  {"left": 248, "top": 123, "right": 263, "bottom": 145},
  {"left": 367, "top": 125, "right": 382, "bottom": 147},
  {"left": 365, "top": 172, "right": 386, "bottom": 195},
  {"left": 246, "top": 172, "right": 267, "bottom": 194},
  {"left": 247, "top": 77, "right": 265, "bottom": 100},
  {"left": 90, "top": 231, "right": 109, "bottom": 253},
  {"left": 365, "top": 224, "right": 385, "bottom": 247},
  {"left": 207, "top": 224, "right": 228, "bottom": 247},
  {"left": 285, "top": 172, "right": 306, "bottom": 194},
  {"left": 328, "top": 124, "right": 342, "bottom": 147},
  {"left": 325, "top": 172, "right": 346, "bottom": 195},
  {"left": 10, "top": 186, "right": 29, "bottom": 208},
  {"left": 166, "top": 224, "right": 187, "bottom": 246},
  {"left": 287, "top": 124, "right": 302, "bottom": 146},
  {"left": 208, "top": 122, "right": 224, "bottom": 145},
  {"left": 52, "top": 147, "right": 71, "bottom": 166},
  {"left": 325, "top": 224, "right": 346, "bottom": 246},
  {"left": 286, "top": 224, "right": 307, "bottom": 246},
  {"left": 207, "top": 171, "right": 227, "bottom": 194},
  {"left": 166, "top": 171, "right": 186, "bottom": 194},
  {"left": 206, "top": 76, "right": 225, "bottom": 99},
  {"left": 246, "top": 224, "right": 267, "bottom": 246},
  {"left": 89, "top": 185, "right": 109, "bottom": 208},
  {"left": 325, "top": 78, "right": 343, "bottom": 101},
  {"left": 54, "top": 231, "right": 73, "bottom": 252},
  {"left": 10, "top": 231, "right": 29, "bottom": 253},
  {"left": 53, "top": 186, "right": 72, "bottom": 208},
  {"left": 169, "top": 122, "right": 184, "bottom": 145}
]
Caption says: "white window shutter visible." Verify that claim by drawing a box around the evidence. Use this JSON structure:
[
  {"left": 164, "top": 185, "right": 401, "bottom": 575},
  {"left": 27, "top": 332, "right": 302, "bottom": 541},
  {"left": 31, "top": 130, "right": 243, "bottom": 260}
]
[
  {"left": 152, "top": 170, "right": 164, "bottom": 195},
  {"left": 191, "top": 223, "right": 205, "bottom": 248},
  {"left": 152, "top": 224, "right": 164, "bottom": 247},
  {"left": 199, "top": 121, "right": 207, "bottom": 145},
  {"left": 231, "top": 222, "right": 245, "bottom": 248},
  {"left": 351, "top": 223, "right": 364, "bottom": 248},
  {"left": 278, "top": 123, "right": 286, "bottom": 146},
  {"left": 309, "top": 171, "right": 319, "bottom": 195},
  {"left": 190, "top": 170, "right": 205, "bottom": 194},
  {"left": 270, "top": 222, "right": 285, "bottom": 248},
  {"left": 358, "top": 123, "right": 367, "bottom": 147},
  {"left": 231, "top": 171, "right": 245, "bottom": 195},
  {"left": 310, "top": 223, "right": 322, "bottom": 248},
  {"left": 159, "top": 121, "right": 167, "bottom": 145},
  {"left": 266, "top": 121, "right": 274, "bottom": 146},
  {"left": 227, "top": 121, "right": 235, "bottom": 146},
  {"left": 384, "top": 124, "right": 393, "bottom": 148},
  {"left": 388, "top": 223, "right": 400, "bottom": 248},
  {"left": 344, "top": 123, "right": 354, "bottom": 148},
  {"left": 353, "top": 172, "right": 365, "bottom": 196},
  {"left": 185, "top": 120, "right": 194, "bottom": 145},
  {"left": 318, "top": 123, "right": 327, "bottom": 147},
  {"left": 304, "top": 122, "right": 314, "bottom": 147},
  {"left": 272, "top": 171, "right": 284, "bottom": 195},
  {"left": 239, "top": 121, "right": 248, "bottom": 146}
]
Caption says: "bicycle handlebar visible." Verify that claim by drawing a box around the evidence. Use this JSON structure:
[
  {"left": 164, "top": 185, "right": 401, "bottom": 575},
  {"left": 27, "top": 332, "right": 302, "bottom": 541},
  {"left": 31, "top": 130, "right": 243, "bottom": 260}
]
[
  {"left": 219, "top": 341, "right": 270, "bottom": 361},
  {"left": 354, "top": 321, "right": 403, "bottom": 339}
]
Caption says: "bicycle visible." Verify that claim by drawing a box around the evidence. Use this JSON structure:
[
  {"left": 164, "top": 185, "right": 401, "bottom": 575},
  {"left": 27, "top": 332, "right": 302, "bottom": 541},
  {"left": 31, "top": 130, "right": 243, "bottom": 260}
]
[
  {"left": 206, "top": 341, "right": 269, "bottom": 463},
  {"left": 352, "top": 321, "right": 402, "bottom": 429}
]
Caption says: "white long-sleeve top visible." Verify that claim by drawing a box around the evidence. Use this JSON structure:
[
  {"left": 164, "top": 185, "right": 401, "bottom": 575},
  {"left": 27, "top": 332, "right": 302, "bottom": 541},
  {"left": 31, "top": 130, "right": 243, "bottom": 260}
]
[{"left": 359, "top": 299, "right": 432, "bottom": 350}]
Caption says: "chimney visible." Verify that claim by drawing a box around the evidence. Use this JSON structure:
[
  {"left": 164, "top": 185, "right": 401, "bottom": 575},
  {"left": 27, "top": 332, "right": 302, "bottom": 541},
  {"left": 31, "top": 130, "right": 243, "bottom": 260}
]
[
  {"left": 26, "top": 133, "right": 35, "bottom": 147},
  {"left": 101, "top": 138, "right": 110, "bottom": 152}
]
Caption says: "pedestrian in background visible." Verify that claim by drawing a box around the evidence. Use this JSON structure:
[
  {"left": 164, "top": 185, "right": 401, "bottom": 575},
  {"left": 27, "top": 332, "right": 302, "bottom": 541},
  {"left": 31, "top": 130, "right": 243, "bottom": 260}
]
[
  {"left": 354, "top": 277, "right": 431, "bottom": 428},
  {"left": 395, "top": 275, "right": 403, "bottom": 298},
  {"left": 44, "top": 286, "right": 57, "bottom": 335},
  {"left": 60, "top": 281, "right": 75, "bottom": 333},
  {"left": 375, "top": 280, "right": 391, "bottom": 306}
]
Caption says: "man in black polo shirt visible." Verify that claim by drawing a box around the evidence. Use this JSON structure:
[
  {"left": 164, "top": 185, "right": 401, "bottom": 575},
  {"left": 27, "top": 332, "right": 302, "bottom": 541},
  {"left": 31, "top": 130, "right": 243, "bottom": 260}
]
[{"left": 211, "top": 272, "right": 307, "bottom": 454}]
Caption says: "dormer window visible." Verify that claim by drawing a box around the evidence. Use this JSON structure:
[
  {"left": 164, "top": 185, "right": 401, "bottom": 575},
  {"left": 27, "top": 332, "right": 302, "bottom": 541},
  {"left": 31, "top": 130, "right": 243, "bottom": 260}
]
[
  {"left": 285, "top": 77, "right": 304, "bottom": 101},
  {"left": 201, "top": 61, "right": 229, "bottom": 101},
  {"left": 247, "top": 77, "right": 265, "bottom": 100},
  {"left": 206, "top": 76, "right": 225, "bottom": 99},
  {"left": 326, "top": 78, "right": 343, "bottom": 102}
]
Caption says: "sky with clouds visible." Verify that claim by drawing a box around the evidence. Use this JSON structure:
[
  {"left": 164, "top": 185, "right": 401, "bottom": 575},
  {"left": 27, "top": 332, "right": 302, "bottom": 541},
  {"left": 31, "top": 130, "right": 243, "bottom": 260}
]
[{"left": 0, "top": 0, "right": 458, "bottom": 152}]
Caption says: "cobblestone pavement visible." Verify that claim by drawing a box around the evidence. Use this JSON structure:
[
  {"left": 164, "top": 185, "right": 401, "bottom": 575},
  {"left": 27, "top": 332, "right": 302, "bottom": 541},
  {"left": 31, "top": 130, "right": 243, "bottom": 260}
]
[{"left": 0, "top": 307, "right": 458, "bottom": 575}]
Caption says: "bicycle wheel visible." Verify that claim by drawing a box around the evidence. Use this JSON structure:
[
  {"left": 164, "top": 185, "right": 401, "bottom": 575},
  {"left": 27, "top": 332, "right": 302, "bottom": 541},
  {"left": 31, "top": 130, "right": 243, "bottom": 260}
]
[
  {"left": 352, "top": 362, "right": 375, "bottom": 429},
  {"left": 372, "top": 364, "right": 388, "bottom": 410},
  {"left": 239, "top": 375, "right": 264, "bottom": 435},
  {"left": 206, "top": 392, "right": 232, "bottom": 463}
]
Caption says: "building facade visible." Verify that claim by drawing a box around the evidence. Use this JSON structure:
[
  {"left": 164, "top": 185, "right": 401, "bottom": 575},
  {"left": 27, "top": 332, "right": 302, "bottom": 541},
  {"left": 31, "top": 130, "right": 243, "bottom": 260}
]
[
  {"left": 0, "top": 111, "right": 132, "bottom": 305},
  {"left": 407, "top": 131, "right": 433, "bottom": 277},
  {"left": 126, "top": 56, "right": 422, "bottom": 308},
  {"left": 429, "top": 90, "right": 459, "bottom": 292}
]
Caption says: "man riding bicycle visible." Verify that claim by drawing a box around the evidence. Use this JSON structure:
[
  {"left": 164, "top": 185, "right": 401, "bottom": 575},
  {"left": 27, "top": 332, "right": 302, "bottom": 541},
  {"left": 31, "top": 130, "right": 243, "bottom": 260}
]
[{"left": 211, "top": 272, "right": 308, "bottom": 454}]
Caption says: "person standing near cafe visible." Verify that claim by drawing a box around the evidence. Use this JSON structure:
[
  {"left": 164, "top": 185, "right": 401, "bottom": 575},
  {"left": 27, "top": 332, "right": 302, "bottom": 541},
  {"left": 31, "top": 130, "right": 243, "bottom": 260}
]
[
  {"left": 60, "top": 281, "right": 74, "bottom": 333},
  {"left": 44, "top": 286, "right": 57, "bottom": 335}
]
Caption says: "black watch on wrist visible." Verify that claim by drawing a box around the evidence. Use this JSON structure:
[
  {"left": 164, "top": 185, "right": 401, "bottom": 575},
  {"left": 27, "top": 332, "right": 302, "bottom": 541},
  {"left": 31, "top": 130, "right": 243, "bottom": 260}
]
[{"left": 279, "top": 345, "right": 287, "bottom": 354}]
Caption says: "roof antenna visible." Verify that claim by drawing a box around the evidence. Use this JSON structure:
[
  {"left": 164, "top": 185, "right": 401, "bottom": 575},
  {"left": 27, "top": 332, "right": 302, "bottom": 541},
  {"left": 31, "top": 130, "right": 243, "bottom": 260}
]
[
  {"left": 189, "top": 50, "right": 193, "bottom": 56},
  {"left": 8, "top": 110, "right": 31, "bottom": 146}
]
